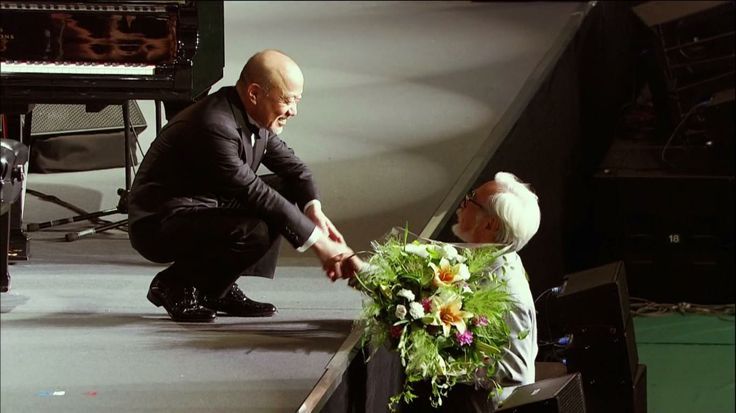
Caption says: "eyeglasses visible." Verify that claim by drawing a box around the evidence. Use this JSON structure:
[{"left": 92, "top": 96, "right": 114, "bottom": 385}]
[{"left": 460, "top": 190, "right": 485, "bottom": 210}]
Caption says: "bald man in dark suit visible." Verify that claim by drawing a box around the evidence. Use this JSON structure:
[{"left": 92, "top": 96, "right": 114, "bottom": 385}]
[{"left": 128, "top": 49, "right": 358, "bottom": 322}]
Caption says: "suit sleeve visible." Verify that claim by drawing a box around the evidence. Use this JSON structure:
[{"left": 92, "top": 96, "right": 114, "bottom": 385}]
[
  {"left": 261, "top": 134, "right": 319, "bottom": 210},
  {"left": 193, "top": 123, "right": 316, "bottom": 248}
]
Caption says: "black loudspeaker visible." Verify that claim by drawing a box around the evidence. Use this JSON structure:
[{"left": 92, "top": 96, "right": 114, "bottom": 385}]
[
  {"left": 553, "top": 261, "right": 638, "bottom": 381},
  {"left": 592, "top": 160, "right": 735, "bottom": 304},
  {"left": 497, "top": 373, "right": 586, "bottom": 413},
  {"left": 24, "top": 103, "right": 147, "bottom": 138},
  {"left": 0, "top": 102, "right": 147, "bottom": 173},
  {"left": 555, "top": 261, "right": 631, "bottom": 330},
  {"left": 632, "top": 364, "right": 648, "bottom": 413},
  {"left": 549, "top": 262, "right": 644, "bottom": 413}
]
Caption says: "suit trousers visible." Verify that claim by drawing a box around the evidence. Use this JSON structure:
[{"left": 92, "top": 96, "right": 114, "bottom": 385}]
[{"left": 130, "top": 174, "right": 291, "bottom": 298}]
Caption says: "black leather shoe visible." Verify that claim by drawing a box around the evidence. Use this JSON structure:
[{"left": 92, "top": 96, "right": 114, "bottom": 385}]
[
  {"left": 200, "top": 283, "right": 277, "bottom": 317},
  {"left": 147, "top": 278, "right": 217, "bottom": 323}
]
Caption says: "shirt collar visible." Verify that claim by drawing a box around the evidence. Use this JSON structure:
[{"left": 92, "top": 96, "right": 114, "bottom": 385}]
[
  {"left": 246, "top": 113, "right": 271, "bottom": 140},
  {"left": 226, "top": 86, "right": 271, "bottom": 141}
]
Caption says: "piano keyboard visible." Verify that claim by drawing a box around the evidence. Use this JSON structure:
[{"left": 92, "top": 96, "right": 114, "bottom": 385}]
[{"left": 0, "top": 62, "right": 156, "bottom": 76}]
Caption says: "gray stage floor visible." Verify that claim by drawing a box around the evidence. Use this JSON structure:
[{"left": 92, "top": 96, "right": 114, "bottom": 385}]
[
  {"left": 1, "top": 230, "right": 363, "bottom": 413},
  {"left": 2, "top": 2, "right": 588, "bottom": 412}
]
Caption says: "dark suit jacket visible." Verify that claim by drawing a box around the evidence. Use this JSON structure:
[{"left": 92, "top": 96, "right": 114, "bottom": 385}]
[{"left": 128, "top": 86, "right": 318, "bottom": 248}]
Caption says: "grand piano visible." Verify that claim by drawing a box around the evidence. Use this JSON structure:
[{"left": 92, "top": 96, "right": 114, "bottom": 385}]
[
  {"left": 0, "top": 0, "right": 224, "bottom": 105},
  {"left": 0, "top": 0, "right": 224, "bottom": 290}
]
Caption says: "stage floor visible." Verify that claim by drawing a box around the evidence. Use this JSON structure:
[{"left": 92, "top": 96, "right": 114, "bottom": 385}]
[
  {"left": 1, "top": 229, "right": 363, "bottom": 412},
  {"left": 3, "top": 1, "right": 591, "bottom": 412}
]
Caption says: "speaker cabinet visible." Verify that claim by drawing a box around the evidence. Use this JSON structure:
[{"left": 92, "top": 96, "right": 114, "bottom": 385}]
[
  {"left": 633, "top": 364, "right": 648, "bottom": 413},
  {"left": 547, "top": 262, "right": 645, "bottom": 413},
  {"left": 497, "top": 373, "right": 586, "bottom": 413},
  {"left": 0, "top": 103, "right": 148, "bottom": 173},
  {"left": 555, "top": 261, "right": 631, "bottom": 329},
  {"left": 592, "top": 162, "right": 735, "bottom": 304}
]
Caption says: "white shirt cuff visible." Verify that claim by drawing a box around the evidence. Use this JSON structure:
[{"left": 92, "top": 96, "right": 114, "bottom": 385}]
[
  {"left": 296, "top": 226, "right": 323, "bottom": 253},
  {"left": 303, "top": 199, "right": 321, "bottom": 213}
]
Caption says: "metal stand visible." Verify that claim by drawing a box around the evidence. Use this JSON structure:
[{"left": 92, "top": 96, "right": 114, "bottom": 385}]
[
  {"left": 0, "top": 109, "right": 33, "bottom": 261},
  {"left": 1, "top": 138, "right": 30, "bottom": 292},
  {"left": 25, "top": 102, "right": 135, "bottom": 241}
]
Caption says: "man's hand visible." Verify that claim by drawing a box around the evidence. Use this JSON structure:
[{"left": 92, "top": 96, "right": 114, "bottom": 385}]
[
  {"left": 311, "top": 236, "right": 357, "bottom": 282},
  {"left": 305, "top": 202, "right": 344, "bottom": 244},
  {"left": 322, "top": 252, "right": 365, "bottom": 282}
]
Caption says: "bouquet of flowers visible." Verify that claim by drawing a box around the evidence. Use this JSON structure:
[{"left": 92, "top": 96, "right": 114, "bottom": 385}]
[{"left": 352, "top": 228, "right": 516, "bottom": 410}]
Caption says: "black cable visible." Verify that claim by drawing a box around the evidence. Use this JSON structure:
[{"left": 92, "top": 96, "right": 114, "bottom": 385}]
[
  {"left": 660, "top": 98, "right": 712, "bottom": 168},
  {"left": 630, "top": 296, "right": 735, "bottom": 317}
]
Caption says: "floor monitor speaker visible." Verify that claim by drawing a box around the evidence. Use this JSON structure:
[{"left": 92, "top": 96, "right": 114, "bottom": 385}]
[
  {"left": 547, "top": 262, "right": 643, "bottom": 413},
  {"left": 497, "top": 373, "right": 586, "bottom": 413}
]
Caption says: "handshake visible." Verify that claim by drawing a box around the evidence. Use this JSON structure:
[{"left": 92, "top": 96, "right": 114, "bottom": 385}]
[
  {"left": 308, "top": 230, "right": 365, "bottom": 282},
  {"left": 322, "top": 251, "right": 365, "bottom": 282},
  {"left": 305, "top": 205, "right": 365, "bottom": 282}
]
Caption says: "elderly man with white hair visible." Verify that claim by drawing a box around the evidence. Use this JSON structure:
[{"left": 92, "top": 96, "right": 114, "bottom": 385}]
[
  {"left": 338, "top": 171, "right": 542, "bottom": 412},
  {"left": 452, "top": 171, "right": 541, "bottom": 407}
]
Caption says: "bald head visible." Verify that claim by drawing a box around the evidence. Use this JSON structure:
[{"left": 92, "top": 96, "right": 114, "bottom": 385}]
[
  {"left": 236, "top": 49, "right": 304, "bottom": 134},
  {"left": 238, "top": 49, "right": 303, "bottom": 94}
]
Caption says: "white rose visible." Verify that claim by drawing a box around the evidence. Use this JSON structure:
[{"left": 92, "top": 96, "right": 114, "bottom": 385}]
[
  {"left": 440, "top": 244, "right": 460, "bottom": 260},
  {"left": 395, "top": 304, "right": 407, "bottom": 319},
  {"left": 409, "top": 302, "right": 425, "bottom": 319},
  {"left": 404, "top": 243, "right": 429, "bottom": 258},
  {"left": 457, "top": 263, "right": 470, "bottom": 281},
  {"left": 397, "top": 289, "right": 415, "bottom": 301}
]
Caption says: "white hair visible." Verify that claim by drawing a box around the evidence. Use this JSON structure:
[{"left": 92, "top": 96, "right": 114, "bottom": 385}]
[{"left": 487, "top": 171, "right": 540, "bottom": 252}]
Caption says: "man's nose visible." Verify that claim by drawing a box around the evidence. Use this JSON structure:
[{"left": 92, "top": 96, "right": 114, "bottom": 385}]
[{"left": 287, "top": 103, "right": 298, "bottom": 117}]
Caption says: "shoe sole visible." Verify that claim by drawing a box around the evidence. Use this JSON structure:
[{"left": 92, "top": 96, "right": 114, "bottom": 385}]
[{"left": 217, "top": 311, "right": 277, "bottom": 318}]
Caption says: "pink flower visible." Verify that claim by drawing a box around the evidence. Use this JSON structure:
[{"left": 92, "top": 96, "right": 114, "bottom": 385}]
[
  {"left": 473, "top": 315, "right": 489, "bottom": 327},
  {"left": 390, "top": 325, "right": 404, "bottom": 339},
  {"left": 455, "top": 330, "right": 474, "bottom": 346},
  {"left": 421, "top": 297, "right": 432, "bottom": 312}
]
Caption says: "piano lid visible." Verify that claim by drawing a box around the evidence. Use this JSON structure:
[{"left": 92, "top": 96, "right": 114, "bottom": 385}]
[
  {"left": 0, "top": 1, "right": 224, "bottom": 105},
  {"left": 0, "top": 1, "right": 179, "bottom": 66}
]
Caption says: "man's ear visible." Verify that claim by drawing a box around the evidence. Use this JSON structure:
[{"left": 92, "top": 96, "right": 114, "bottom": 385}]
[
  {"left": 246, "top": 83, "right": 262, "bottom": 105},
  {"left": 473, "top": 216, "right": 500, "bottom": 243},
  {"left": 485, "top": 216, "right": 500, "bottom": 232}
]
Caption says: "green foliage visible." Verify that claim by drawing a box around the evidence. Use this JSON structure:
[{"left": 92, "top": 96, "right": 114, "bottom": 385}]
[{"left": 352, "top": 229, "right": 517, "bottom": 410}]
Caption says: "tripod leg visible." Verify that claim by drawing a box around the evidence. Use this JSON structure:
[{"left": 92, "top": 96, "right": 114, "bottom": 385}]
[
  {"left": 27, "top": 208, "right": 119, "bottom": 231},
  {"left": 65, "top": 219, "right": 129, "bottom": 242}
]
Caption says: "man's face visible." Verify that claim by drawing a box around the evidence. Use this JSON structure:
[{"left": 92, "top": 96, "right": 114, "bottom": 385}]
[
  {"left": 252, "top": 74, "right": 303, "bottom": 135},
  {"left": 451, "top": 181, "right": 498, "bottom": 243}
]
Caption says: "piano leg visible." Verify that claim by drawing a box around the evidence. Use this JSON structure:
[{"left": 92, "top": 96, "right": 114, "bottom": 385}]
[{"left": 1, "top": 212, "right": 10, "bottom": 292}]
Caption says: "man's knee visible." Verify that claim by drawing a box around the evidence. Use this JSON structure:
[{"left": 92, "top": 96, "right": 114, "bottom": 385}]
[{"left": 228, "top": 220, "right": 278, "bottom": 255}]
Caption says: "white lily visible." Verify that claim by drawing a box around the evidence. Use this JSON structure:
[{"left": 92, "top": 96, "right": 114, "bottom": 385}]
[
  {"left": 430, "top": 258, "right": 470, "bottom": 288},
  {"left": 429, "top": 289, "right": 473, "bottom": 337}
]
